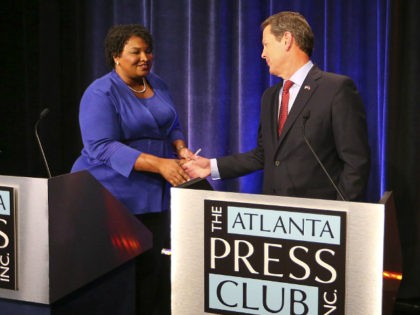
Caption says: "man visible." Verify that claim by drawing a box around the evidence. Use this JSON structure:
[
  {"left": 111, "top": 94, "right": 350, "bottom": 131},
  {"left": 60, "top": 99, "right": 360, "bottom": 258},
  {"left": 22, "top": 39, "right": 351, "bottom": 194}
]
[{"left": 183, "top": 11, "right": 370, "bottom": 201}]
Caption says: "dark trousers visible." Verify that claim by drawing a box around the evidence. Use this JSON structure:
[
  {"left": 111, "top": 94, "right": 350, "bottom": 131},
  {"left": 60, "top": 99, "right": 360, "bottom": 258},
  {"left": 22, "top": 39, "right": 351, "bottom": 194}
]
[{"left": 135, "top": 211, "right": 171, "bottom": 315}]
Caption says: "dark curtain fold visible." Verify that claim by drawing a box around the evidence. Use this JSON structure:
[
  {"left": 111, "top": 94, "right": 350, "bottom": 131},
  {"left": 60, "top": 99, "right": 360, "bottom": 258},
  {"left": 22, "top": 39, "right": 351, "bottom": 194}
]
[
  {"left": 0, "top": 0, "right": 419, "bottom": 300},
  {"left": 389, "top": 0, "right": 420, "bottom": 299}
]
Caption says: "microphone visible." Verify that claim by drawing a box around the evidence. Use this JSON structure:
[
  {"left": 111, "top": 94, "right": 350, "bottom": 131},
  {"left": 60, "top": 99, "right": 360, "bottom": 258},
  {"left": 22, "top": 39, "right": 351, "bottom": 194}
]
[
  {"left": 34, "top": 108, "right": 52, "bottom": 178},
  {"left": 302, "top": 110, "right": 346, "bottom": 201}
]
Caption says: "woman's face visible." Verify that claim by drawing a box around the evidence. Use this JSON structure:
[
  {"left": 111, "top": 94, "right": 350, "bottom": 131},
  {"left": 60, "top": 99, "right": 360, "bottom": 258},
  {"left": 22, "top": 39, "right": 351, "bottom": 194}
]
[{"left": 114, "top": 35, "right": 153, "bottom": 82}]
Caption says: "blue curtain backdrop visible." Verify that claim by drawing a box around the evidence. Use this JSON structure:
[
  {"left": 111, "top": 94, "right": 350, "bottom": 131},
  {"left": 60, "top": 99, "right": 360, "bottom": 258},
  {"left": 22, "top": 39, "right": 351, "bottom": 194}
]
[{"left": 80, "top": 0, "right": 390, "bottom": 202}]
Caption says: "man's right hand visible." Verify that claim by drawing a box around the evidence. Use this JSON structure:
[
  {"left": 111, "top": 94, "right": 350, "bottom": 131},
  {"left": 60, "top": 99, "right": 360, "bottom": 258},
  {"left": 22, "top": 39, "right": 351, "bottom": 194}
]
[{"left": 181, "top": 156, "right": 211, "bottom": 179}]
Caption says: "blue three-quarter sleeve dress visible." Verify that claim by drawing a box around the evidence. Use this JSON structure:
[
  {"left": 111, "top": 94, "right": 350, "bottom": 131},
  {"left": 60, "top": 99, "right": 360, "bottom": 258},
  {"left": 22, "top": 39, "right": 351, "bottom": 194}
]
[{"left": 71, "top": 70, "right": 185, "bottom": 215}]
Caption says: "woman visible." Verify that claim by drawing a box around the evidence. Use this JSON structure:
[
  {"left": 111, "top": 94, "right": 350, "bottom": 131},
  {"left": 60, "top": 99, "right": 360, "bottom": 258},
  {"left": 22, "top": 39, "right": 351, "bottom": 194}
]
[{"left": 72, "top": 24, "right": 191, "bottom": 314}]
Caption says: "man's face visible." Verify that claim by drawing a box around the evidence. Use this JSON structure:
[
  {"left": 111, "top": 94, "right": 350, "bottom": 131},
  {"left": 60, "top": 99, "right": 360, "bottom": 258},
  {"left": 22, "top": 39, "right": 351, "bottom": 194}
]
[{"left": 261, "top": 25, "right": 286, "bottom": 77}]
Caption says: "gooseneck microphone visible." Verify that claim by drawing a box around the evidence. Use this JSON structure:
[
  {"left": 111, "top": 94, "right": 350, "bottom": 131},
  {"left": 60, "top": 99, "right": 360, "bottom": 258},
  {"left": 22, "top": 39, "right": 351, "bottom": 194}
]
[
  {"left": 302, "top": 110, "right": 346, "bottom": 201},
  {"left": 34, "top": 108, "right": 52, "bottom": 178}
]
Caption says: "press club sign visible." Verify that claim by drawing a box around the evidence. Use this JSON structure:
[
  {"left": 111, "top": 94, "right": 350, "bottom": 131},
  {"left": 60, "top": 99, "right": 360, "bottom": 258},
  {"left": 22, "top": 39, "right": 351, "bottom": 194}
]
[
  {"left": 204, "top": 200, "right": 346, "bottom": 315},
  {"left": 0, "top": 186, "right": 17, "bottom": 290}
]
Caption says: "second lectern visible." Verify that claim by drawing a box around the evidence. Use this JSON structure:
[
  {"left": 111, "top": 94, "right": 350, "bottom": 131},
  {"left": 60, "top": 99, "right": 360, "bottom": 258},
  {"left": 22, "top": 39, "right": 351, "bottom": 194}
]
[{"left": 0, "top": 171, "right": 152, "bottom": 314}]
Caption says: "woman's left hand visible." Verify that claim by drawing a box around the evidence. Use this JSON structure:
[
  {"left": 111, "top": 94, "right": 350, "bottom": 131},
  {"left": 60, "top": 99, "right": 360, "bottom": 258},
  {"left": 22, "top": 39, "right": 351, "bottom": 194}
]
[{"left": 158, "top": 158, "right": 190, "bottom": 186}]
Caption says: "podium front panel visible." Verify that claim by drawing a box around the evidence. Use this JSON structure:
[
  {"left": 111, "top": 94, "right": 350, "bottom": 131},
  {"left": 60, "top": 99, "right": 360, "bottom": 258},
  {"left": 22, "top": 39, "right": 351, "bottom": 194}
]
[
  {"left": 0, "top": 175, "right": 50, "bottom": 303},
  {"left": 171, "top": 188, "right": 384, "bottom": 315}
]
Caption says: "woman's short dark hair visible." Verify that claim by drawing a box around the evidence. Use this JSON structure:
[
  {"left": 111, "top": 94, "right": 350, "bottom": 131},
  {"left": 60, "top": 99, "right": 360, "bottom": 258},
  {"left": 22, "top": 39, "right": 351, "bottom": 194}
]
[
  {"left": 104, "top": 24, "right": 153, "bottom": 68},
  {"left": 261, "top": 11, "right": 314, "bottom": 57}
]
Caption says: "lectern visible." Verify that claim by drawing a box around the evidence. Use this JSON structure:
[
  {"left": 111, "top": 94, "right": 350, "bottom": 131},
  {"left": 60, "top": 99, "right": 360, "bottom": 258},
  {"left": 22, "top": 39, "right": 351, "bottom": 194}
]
[
  {"left": 171, "top": 188, "right": 401, "bottom": 315},
  {"left": 0, "top": 171, "right": 152, "bottom": 314}
]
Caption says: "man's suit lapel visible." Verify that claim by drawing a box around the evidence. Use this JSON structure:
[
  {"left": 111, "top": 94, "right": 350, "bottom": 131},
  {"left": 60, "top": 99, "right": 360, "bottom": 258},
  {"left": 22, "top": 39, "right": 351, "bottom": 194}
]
[{"left": 277, "top": 66, "right": 322, "bottom": 148}]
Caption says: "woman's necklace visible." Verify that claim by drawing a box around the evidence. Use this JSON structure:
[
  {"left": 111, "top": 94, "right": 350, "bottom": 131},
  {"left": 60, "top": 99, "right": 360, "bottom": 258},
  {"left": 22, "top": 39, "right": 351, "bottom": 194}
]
[{"left": 127, "top": 77, "right": 147, "bottom": 93}]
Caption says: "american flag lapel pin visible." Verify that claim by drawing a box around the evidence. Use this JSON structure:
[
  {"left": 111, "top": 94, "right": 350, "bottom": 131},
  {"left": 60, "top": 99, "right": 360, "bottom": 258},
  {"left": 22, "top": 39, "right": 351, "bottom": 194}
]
[{"left": 304, "top": 85, "right": 311, "bottom": 90}]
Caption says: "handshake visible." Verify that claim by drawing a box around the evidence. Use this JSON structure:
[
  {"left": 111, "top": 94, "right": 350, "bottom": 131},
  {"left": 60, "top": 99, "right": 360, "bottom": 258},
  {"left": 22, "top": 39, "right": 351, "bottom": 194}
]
[{"left": 179, "top": 148, "right": 212, "bottom": 180}]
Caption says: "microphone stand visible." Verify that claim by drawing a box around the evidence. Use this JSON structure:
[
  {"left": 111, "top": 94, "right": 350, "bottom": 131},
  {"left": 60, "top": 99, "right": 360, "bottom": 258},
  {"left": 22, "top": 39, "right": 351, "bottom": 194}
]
[
  {"left": 302, "top": 112, "right": 345, "bottom": 201},
  {"left": 34, "top": 108, "right": 52, "bottom": 178}
]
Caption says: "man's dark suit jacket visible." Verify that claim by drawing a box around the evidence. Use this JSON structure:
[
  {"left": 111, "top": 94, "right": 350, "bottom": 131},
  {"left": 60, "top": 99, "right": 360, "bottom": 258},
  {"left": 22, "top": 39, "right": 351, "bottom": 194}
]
[{"left": 217, "top": 65, "right": 370, "bottom": 201}]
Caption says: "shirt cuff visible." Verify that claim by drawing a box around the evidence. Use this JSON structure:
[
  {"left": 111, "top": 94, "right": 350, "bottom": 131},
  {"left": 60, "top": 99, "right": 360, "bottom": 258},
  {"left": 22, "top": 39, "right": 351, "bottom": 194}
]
[{"left": 210, "top": 158, "right": 221, "bottom": 180}]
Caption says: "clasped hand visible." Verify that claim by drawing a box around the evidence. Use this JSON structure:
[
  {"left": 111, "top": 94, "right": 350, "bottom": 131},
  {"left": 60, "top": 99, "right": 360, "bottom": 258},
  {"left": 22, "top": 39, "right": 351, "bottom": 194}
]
[
  {"left": 160, "top": 147, "right": 195, "bottom": 187},
  {"left": 163, "top": 148, "right": 211, "bottom": 186},
  {"left": 179, "top": 154, "right": 211, "bottom": 180}
]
